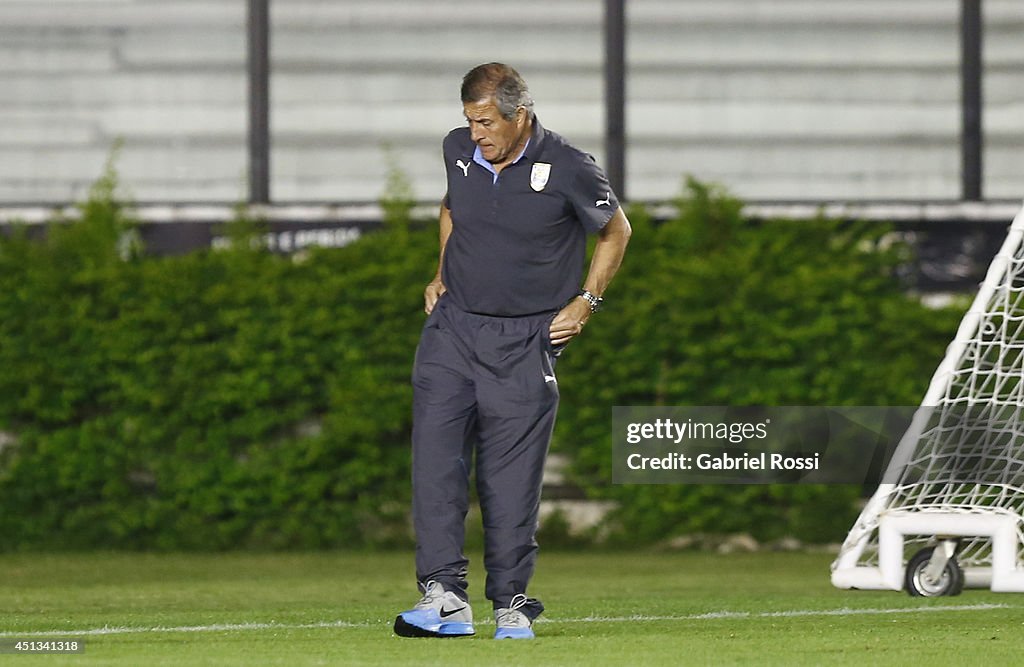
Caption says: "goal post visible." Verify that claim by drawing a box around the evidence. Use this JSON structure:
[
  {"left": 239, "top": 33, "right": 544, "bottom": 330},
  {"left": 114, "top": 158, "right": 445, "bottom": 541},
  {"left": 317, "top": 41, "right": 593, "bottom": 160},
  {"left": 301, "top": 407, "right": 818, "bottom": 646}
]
[{"left": 832, "top": 200, "right": 1024, "bottom": 595}]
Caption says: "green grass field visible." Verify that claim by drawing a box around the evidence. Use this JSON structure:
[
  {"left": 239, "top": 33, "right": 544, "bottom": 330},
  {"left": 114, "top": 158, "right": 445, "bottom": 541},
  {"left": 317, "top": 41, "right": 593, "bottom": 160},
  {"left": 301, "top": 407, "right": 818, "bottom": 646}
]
[{"left": 2, "top": 550, "right": 1021, "bottom": 666}]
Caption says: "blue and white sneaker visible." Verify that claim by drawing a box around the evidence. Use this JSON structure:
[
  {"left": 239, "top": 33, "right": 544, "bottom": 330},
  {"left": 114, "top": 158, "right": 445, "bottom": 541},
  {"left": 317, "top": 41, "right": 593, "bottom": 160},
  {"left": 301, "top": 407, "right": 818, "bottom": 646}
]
[
  {"left": 494, "top": 594, "right": 534, "bottom": 639},
  {"left": 393, "top": 580, "right": 475, "bottom": 638}
]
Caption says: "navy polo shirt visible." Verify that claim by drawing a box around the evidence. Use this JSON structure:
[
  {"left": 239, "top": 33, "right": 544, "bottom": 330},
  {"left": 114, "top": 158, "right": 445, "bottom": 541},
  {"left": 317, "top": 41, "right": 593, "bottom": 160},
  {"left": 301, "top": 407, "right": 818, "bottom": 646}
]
[{"left": 441, "top": 116, "right": 618, "bottom": 317}]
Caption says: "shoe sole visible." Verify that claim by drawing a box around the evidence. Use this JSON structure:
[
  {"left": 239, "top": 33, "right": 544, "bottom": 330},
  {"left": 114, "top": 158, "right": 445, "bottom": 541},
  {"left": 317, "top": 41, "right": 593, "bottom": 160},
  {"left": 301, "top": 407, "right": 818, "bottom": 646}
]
[
  {"left": 494, "top": 628, "right": 535, "bottom": 640},
  {"left": 393, "top": 615, "right": 475, "bottom": 638}
]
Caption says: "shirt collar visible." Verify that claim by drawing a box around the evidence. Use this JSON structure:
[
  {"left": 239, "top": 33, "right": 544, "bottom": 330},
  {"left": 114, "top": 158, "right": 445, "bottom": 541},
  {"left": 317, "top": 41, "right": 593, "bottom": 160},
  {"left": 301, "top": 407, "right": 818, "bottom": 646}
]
[
  {"left": 471, "top": 116, "right": 539, "bottom": 182},
  {"left": 472, "top": 138, "right": 530, "bottom": 173},
  {"left": 522, "top": 114, "right": 545, "bottom": 159},
  {"left": 471, "top": 114, "right": 544, "bottom": 169}
]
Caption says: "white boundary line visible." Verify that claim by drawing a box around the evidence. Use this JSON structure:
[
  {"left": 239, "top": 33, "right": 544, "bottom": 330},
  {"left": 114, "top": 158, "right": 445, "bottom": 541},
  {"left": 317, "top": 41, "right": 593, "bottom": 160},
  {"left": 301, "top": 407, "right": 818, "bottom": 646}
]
[
  {"left": 562, "top": 603, "right": 1009, "bottom": 623},
  {"left": 0, "top": 621, "right": 374, "bottom": 638},
  {"left": 0, "top": 603, "right": 1010, "bottom": 638}
]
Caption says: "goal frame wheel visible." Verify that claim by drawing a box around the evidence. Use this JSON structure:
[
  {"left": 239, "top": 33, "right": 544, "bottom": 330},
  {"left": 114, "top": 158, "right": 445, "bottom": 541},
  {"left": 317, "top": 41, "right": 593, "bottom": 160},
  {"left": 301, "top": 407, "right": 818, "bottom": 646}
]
[{"left": 905, "top": 545, "right": 964, "bottom": 597}]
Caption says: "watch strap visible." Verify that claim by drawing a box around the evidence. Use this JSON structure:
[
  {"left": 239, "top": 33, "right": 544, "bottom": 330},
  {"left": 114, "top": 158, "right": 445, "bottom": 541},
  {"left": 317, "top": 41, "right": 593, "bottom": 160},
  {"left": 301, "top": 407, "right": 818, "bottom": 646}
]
[{"left": 578, "top": 289, "right": 603, "bottom": 312}]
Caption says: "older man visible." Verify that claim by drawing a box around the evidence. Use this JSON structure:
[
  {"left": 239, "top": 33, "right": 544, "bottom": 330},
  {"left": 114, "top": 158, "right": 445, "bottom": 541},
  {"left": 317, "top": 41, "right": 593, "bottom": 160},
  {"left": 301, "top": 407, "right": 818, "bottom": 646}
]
[{"left": 394, "top": 62, "right": 631, "bottom": 640}]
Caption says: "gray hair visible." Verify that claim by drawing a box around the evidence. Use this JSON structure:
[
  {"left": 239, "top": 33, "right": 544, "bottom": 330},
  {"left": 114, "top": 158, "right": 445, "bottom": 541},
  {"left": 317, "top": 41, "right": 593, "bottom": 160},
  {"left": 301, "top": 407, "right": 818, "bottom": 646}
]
[{"left": 461, "top": 62, "right": 534, "bottom": 120}]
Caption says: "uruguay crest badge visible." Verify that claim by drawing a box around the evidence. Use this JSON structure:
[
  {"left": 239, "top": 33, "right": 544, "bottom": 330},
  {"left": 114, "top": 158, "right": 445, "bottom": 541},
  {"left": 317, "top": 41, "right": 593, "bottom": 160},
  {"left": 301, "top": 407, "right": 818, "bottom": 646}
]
[{"left": 530, "top": 163, "right": 551, "bottom": 192}]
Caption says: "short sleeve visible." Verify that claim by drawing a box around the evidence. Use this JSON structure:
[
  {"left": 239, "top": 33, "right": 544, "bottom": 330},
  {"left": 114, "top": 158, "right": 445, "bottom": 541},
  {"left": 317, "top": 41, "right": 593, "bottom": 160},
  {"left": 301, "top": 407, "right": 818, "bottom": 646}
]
[
  {"left": 568, "top": 154, "right": 619, "bottom": 233},
  {"left": 441, "top": 131, "right": 456, "bottom": 211}
]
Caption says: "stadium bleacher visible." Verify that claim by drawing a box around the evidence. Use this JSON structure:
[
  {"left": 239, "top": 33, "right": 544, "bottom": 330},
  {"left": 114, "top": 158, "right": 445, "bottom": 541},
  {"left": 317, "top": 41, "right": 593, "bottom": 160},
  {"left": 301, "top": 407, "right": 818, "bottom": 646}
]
[{"left": 0, "top": 0, "right": 1021, "bottom": 205}]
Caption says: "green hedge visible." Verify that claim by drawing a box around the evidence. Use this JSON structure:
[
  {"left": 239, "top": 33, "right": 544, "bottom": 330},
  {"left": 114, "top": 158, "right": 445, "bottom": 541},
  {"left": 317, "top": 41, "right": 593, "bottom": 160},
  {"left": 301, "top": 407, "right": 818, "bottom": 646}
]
[
  {"left": 555, "top": 180, "right": 965, "bottom": 543},
  {"left": 0, "top": 165, "right": 433, "bottom": 550},
  {"left": 0, "top": 169, "right": 965, "bottom": 550}
]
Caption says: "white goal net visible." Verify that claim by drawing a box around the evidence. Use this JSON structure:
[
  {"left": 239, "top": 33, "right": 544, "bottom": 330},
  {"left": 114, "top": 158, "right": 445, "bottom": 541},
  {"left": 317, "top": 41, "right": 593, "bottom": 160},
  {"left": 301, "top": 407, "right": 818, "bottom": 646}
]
[{"left": 832, "top": 202, "right": 1024, "bottom": 594}]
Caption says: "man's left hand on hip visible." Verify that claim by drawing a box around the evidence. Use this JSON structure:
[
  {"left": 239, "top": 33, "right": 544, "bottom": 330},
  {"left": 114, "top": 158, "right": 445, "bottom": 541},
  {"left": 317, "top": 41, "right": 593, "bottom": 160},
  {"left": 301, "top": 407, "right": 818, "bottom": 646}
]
[{"left": 549, "top": 298, "right": 592, "bottom": 347}]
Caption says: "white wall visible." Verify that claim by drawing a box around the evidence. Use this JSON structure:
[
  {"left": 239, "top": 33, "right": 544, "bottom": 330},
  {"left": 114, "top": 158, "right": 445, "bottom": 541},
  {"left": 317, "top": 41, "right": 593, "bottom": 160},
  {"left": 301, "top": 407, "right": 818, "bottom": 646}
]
[{"left": 0, "top": 0, "right": 1020, "bottom": 203}]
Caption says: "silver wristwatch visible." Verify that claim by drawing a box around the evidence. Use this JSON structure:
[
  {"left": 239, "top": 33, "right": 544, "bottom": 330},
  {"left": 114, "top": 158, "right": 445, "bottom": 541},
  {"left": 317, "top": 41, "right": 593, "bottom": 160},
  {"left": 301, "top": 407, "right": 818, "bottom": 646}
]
[{"left": 578, "top": 289, "right": 603, "bottom": 313}]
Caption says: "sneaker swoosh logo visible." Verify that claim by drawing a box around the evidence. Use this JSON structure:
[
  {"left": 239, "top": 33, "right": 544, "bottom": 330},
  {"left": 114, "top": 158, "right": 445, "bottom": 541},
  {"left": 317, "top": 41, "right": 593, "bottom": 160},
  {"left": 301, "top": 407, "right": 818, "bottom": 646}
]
[{"left": 439, "top": 605, "right": 467, "bottom": 618}]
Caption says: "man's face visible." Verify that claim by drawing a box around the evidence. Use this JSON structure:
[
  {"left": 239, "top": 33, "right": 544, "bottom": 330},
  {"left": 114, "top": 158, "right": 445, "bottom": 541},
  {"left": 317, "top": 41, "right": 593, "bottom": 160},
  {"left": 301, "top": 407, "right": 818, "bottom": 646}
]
[{"left": 463, "top": 99, "right": 526, "bottom": 166}]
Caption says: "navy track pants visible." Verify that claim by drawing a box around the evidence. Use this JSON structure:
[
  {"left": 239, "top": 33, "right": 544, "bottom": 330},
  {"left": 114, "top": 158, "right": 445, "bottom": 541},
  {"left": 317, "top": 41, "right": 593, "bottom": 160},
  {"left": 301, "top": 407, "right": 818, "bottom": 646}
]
[{"left": 411, "top": 295, "right": 559, "bottom": 618}]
